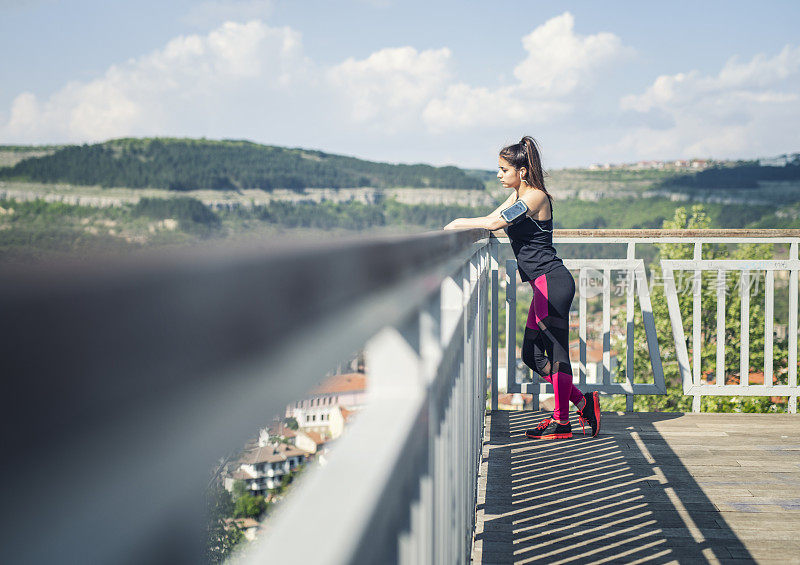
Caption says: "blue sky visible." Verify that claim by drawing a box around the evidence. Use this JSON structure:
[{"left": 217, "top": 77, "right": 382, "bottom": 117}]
[{"left": 1, "top": 0, "right": 799, "bottom": 168}]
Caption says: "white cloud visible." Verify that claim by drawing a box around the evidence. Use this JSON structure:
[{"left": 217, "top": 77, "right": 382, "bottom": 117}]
[
  {"left": 19, "top": 10, "right": 789, "bottom": 168},
  {"left": 513, "top": 12, "right": 630, "bottom": 97},
  {"left": 321, "top": 12, "right": 629, "bottom": 134},
  {"left": 0, "top": 20, "right": 310, "bottom": 143},
  {"left": 422, "top": 85, "right": 570, "bottom": 131},
  {"left": 326, "top": 46, "right": 452, "bottom": 129},
  {"left": 618, "top": 45, "right": 800, "bottom": 158},
  {"left": 422, "top": 12, "right": 631, "bottom": 132},
  {"left": 182, "top": 0, "right": 273, "bottom": 27}
]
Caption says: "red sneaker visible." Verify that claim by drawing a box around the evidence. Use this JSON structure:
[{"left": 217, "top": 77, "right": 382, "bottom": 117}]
[
  {"left": 525, "top": 418, "right": 573, "bottom": 439},
  {"left": 576, "top": 391, "right": 601, "bottom": 437}
]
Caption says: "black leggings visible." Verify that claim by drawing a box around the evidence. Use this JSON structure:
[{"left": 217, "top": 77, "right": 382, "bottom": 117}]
[{"left": 520, "top": 266, "right": 583, "bottom": 420}]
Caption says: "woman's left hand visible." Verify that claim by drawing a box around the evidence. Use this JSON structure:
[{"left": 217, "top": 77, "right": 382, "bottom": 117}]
[{"left": 443, "top": 219, "right": 460, "bottom": 230}]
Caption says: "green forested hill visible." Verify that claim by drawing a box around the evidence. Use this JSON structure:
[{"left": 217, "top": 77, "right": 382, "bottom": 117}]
[
  {"left": 0, "top": 138, "right": 485, "bottom": 191},
  {"left": 657, "top": 161, "right": 800, "bottom": 189}
]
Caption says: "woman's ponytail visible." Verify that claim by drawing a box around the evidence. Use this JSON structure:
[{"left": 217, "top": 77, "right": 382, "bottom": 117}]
[{"left": 501, "top": 136, "right": 553, "bottom": 209}]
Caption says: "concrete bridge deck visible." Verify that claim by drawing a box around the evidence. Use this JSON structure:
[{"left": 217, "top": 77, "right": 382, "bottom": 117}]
[{"left": 472, "top": 411, "right": 800, "bottom": 564}]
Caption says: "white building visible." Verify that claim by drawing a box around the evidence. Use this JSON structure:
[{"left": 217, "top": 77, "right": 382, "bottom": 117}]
[
  {"left": 294, "top": 429, "right": 326, "bottom": 454},
  {"left": 569, "top": 340, "right": 619, "bottom": 384},
  {"left": 224, "top": 443, "right": 307, "bottom": 497},
  {"left": 286, "top": 372, "right": 365, "bottom": 438}
]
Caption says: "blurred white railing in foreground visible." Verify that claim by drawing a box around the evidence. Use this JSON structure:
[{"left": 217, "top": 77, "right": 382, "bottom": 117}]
[
  {"left": 0, "top": 229, "right": 490, "bottom": 565},
  {"left": 252, "top": 236, "right": 490, "bottom": 564}
]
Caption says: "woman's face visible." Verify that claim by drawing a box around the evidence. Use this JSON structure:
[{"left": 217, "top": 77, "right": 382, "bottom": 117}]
[{"left": 497, "top": 156, "right": 522, "bottom": 190}]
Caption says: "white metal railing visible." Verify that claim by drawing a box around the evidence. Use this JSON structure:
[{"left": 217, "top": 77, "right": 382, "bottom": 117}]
[
  {"left": 662, "top": 239, "right": 799, "bottom": 413},
  {"left": 493, "top": 236, "right": 667, "bottom": 412},
  {"left": 493, "top": 231, "right": 800, "bottom": 414}
]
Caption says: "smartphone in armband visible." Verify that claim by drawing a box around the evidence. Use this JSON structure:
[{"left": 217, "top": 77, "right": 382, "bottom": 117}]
[{"left": 500, "top": 200, "right": 529, "bottom": 224}]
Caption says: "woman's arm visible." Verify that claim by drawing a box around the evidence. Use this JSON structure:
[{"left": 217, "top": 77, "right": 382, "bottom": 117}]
[
  {"left": 443, "top": 215, "right": 508, "bottom": 231},
  {"left": 443, "top": 191, "right": 548, "bottom": 231},
  {"left": 443, "top": 192, "right": 516, "bottom": 231}
]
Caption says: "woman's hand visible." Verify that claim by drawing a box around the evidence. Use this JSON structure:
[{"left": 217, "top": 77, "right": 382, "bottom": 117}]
[{"left": 443, "top": 219, "right": 463, "bottom": 230}]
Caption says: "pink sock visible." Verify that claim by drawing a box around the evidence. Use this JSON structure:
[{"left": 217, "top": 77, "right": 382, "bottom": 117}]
[{"left": 539, "top": 371, "right": 583, "bottom": 422}]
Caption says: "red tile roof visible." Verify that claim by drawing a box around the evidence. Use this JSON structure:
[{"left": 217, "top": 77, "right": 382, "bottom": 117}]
[
  {"left": 569, "top": 340, "right": 618, "bottom": 363},
  {"left": 267, "top": 422, "right": 297, "bottom": 438},
  {"left": 312, "top": 372, "right": 367, "bottom": 394},
  {"left": 705, "top": 371, "right": 767, "bottom": 385},
  {"left": 239, "top": 447, "right": 286, "bottom": 464},
  {"left": 239, "top": 443, "right": 306, "bottom": 464},
  {"left": 303, "top": 431, "right": 326, "bottom": 445}
]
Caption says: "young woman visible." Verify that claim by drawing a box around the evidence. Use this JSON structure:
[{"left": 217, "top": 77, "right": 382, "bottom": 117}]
[{"left": 443, "top": 136, "right": 601, "bottom": 439}]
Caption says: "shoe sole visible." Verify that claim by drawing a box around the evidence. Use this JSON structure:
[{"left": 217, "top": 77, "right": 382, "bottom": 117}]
[{"left": 526, "top": 433, "right": 572, "bottom": 440}]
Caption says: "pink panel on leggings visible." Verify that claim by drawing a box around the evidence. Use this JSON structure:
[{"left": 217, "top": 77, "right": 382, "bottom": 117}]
[
  {"left": 539, "top": 371, "right": 584, "bottom": 421},
  {"left": 526, "top": 274, "right": 549, "bottom": 329}
]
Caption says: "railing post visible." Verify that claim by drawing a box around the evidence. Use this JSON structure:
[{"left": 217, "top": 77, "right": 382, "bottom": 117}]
[
  {"left": 365, "top": 315, "right": 424, "bottom": 565},
  {"left": 716, "top": 268, "right": 726, "bottom": 387},
  {"left": 626, "top": 242, "right": 635, "bottom": 412},
  {"left": 692, "top": 242, "right": 703, "bottom": 412},
  {"left": 460, "top": 259, "right": 472, "bottom": 563},
  {"left": 440, "top": 268, "right": 464, "bottom": 564},
  {"left": 479, "top": 246, "right": 489, "bottom": 418},
  {"left": 490, "top": 239, "right": 499, "bottom": 412},
  {"left": 602, "top": 267, "right": 611, "bottom": 389},
  {"left": 505, "top": 260, "right": 517, "bottom": 395},
  {"left": 789, "top": 241, "right": 798, "bottom": 413},
  {"left": 420, "top": 292, "right": 442, "bottom": 565},
  {"left": 741, "top": 270, "right": 750, "bottom": 387},
  {"left": 765, "top": 269, "right": 775, "bottom": 387},
  {"left": 579, "top": 268, "right": 587, "bottom": 388}
]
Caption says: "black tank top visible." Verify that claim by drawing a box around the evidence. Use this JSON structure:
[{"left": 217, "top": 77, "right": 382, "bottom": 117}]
[{"left": 503, "top": 212, "right": 565, "bottom": 282}]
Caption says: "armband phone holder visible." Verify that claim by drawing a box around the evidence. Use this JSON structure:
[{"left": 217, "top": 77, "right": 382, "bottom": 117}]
[{"left": 500, "top": 200, "right": 529, "bottom": 223}]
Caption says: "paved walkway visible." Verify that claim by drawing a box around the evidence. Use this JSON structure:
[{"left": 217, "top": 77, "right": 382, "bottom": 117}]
[{"left": 472, "top": 411, "right": 800, "bottom": 564}]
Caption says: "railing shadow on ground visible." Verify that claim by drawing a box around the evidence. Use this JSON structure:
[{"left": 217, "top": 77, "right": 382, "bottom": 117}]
[{"left": 476, "top": 410, "right": 754, "bottom": 564}]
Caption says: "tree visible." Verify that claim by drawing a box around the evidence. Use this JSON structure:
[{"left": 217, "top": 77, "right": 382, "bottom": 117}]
[
  {"left": 132, "top": 196, "right": 221, "bottom": 236},
  {"left": 0, "top": 138, "right": 485, "bottom": 191},
  {"left": 231, "top": 479, "right": 267, "bottom": 518},
  {"left": 283, "top": 417, "right": 299, "bottom": 430},
  {"left": 205, "top": 485, "right": 243, "bottom": 564},
  {"left": 233, "top": 494, "right": 267, "bottom": 519}
]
